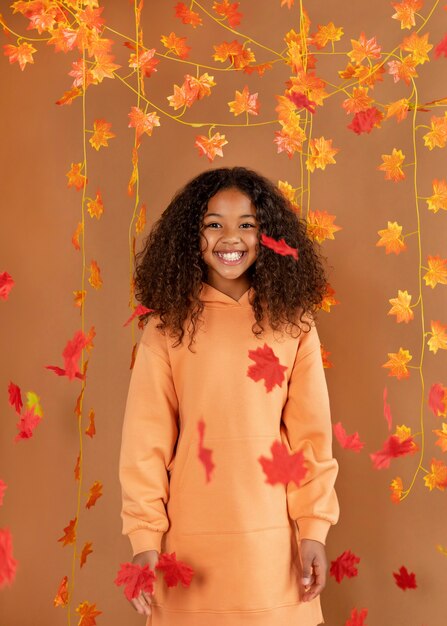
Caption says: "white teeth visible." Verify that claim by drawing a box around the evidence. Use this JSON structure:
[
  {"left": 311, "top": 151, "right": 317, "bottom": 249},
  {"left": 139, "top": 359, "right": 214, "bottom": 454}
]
[{"left": 216, "top": 251, "right": 244, "bottom": 260}]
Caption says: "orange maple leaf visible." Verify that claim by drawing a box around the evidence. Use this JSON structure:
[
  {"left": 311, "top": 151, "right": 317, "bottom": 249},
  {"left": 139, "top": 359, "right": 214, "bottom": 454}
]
[
  {"left": 423, "top": 458, "right": 447, "bottom": 491},
  {"left": 87, "top": 189, "right": 104, "bottom": 219},
  {"left": 391, "top": 0, "right": 424, "bottom": 30},
  {"left": 175, "top": 2, "right": 203, "bottom": 27},
  {"left": 376, "top": 221, "right": 407, "bottom": 255},
  {"left": 53, "top": 575, "right": 69, "bottom": 607},
  {"left": 306, "top": 209, "right": 342, "bottom": 244},
  {"left": 385, "top": 98, "right": 411, "bottom": 123},
  {"left": 422, "top": 113, "right": 447, "bottom": 150},
  {"left": 274, "top": 118, "right": 306, "bottom": 158},
  {"left": 128, "top": 48, "right": 159, "bottom": 78},
  {"left": 312, "top": 22, "right": 344, "bottom": 49},
  {"left": 3, "top": 41, "right": 37, "bottom": 70},
  {"left": 80, "top": 541, "right": 93, "bottom": 568},
  {"left": 58, "top": 517, "right": 77, "bottom": 546},
  {"left": 88, "top": 260, "right": 102, "bottom": 289},
  {"left": 128, "top": 106, "right": 160, "bottom": 146},
  {"left": 342, "top": 86, "right": 373, "bottom": 114},
  {"left": 387, "top": 289, "right": 414, "bottom": 323},
  {"left": 66, "top": 162, "right": 87, "bottom": 191},
  {"left": 426, "top": 179, "right": 447, "bottom": 213},
  {"left": 89, "top": 119, "right": 116, "bottom": 150},
  {"left": 400, "top": 32, "right": 433, "bottom": 65},
  {"left": 390, "top": 476, "right": 404, "bottom": 503},
  {"left": 423, "top": 255, "right": 447, "bottom": 288},
  {"left": 378, "top": 148, "right": 406, "bottom": 181},
  {"left": 306, "top": 137, "right": 339, "bottom": 172},
  {"left": 347, "top": 31, "right": 382, "bottom": 64},
  {"left": 382, "top": 347, "right": 412, "bottom": 379},
  {"left": 160, "top": 32, "right": 191, "bottom": 59},
  {"left": 74, "top": 453, "right": 81, "bottom": 481},
  {"left": 135, "top": 202, "right": 147, "bottom": 235},
  {"left": 213, "top": 39, "right": 256, "bottom": 68},
  {"left": 14, "top": 407, "right": 42, "bottom": 442},
  {"left": 195, "top": 132, "right": 228, "bottom": 161},
  {"left": 86, "top": 481, "right": 103, "bottom": 509},
  {"left": 387, "top": 56, "right": 418, "bottom": 85},
  {"left": 85, "top": 409, "right": 96, "bottom": 438},
  {"left": 433, "top": 423, "right": 447, "bottom": 453},
  {"left": 228, "top": 85, "right": 260, "bottom": 116},
  {"left": 75, "top": 600, "right": 102, "bottom": 626},
  {"left": 427, "top": 320, "right": 447, "bottom": 354},
  {"left": 319, "top": 283, "right": 340, "bottom": 312},
  {"left": 55, "top": 87, "right": 82, "bottom": 106}
]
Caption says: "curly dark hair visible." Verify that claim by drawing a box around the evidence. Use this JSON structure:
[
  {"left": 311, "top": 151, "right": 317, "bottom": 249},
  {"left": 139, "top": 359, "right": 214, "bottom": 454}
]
[{"left": 134, "top": 165, "right": 330, "bottom": 352}]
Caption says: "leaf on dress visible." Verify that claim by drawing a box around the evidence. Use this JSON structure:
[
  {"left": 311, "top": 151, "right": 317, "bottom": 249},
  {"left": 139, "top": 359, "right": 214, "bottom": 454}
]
[
  {"left": 114, "top": 562, "right": 156, "bottom": 600},
  {"left": 258, "top": 440, "right": 308, "bottom": 487},
  {"left": 333, "top": 422, "right": 365, "bottom": 452},
  {"left": 155, "top": 551, "right": 195, "bottom": 588},
  {"left": 260, "top": 233, "right": 298, "bottom": 259},
  {"left": 197, "top": 419, "right": 215, "bottom": 483},
  {"left": 329, "top": 549, "right": 360, "bottom": 583},
  {"left": 393, "top": 565, "right": 417, "bottom": 590},
  {"left": 247, "top": 343, "right": 288, "bottom": 392}
]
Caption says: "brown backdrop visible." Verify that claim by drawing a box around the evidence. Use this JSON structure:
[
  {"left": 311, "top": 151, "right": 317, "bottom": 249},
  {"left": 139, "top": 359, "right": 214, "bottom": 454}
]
[{"left": 1, "top": 1, "right": 446, "bottom": 625}]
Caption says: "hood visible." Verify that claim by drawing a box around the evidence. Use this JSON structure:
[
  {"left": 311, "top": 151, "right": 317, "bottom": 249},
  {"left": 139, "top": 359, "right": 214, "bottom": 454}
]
[{"left": 199, "top": 282, "right": 254, "bottom": 308}]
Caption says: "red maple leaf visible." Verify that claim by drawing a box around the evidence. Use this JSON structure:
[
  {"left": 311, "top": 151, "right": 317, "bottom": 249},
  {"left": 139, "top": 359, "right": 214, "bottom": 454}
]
[
  {"left": 0, "top": 528, "right": 18, "bottom": 588},
  {"left": 14, "top": 407, "right": 42, "bottom": 442},
  {"left": 45, "top": 329, "right": 92, "bottom": 381},
  {"left": 0, "top": 271, "right": 15, "bottom": 300},
  {"left": 123, "top": 304, "right": 155, "bottom": 326},
  {"left": 434, "top": 34, "right": 447, "bottom": 59},
  {"left": 286, "top": 90, "right": 317, "bottom": 114},
  {"left": 8, "top": 381, "right": 23, "bottom": 414},
  {"left": 197, "top": 419, "right": 215, "bottom": 482},
  {"left": 383, "top": 385, "right": 393, "bottom": 430},
  {"left": 247, "top": 343, "right": 288, "bottom": 392},
  {"left": 370, "top": 434, "right": 417, "bottom": 469},
  {"left": 330, "top": 549, "right": 360, "bottom": 583},
  {"left": 114, "top": 562, "right": 156, "bottom": 601},
  {"left": 333, "top": 422, "right": 365, "bottom": 452},
  {"left": 428, "top": 382, "right": 446, "bottom": 417},
  {"left": 258, "top": 440, "right": 308, "bottom": 487},
  {"left": 345, "top": 607, "right": 368, "bottom": 626},
  {"left": 347, "top": 107, "right": 383, "bottom": 134},
  {"left": 393, "top": 565, "right": 417, "bottom": 590},
  {"left": 0, "top": 480, "right": 7, "bottom": 506},
  {"left": 155, "top": 552, "right": 195, "bottom": 588},
  {"left": 260, "top": 233, "right": 299, "bottom": 259}
]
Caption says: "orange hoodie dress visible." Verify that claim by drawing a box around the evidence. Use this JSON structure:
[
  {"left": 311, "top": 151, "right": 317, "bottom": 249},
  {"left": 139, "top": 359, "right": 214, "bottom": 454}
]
[{"left": 119, "top": 281, "right": 340, "bottom": 626}]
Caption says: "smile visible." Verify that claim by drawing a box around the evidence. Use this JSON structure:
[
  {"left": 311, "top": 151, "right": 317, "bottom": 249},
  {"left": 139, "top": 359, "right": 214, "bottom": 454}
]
[{"left": 214, "top": 251, "right": 247, "bottom": 265}]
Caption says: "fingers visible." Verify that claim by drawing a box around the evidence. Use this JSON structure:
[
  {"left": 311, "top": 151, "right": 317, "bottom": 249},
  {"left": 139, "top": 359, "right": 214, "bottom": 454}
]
[
  {"left": 131, "top": 590, "right": 153, "bottom": 617},
  {"left": 299, "top": 557, "right": 327, "bottom": 603}
]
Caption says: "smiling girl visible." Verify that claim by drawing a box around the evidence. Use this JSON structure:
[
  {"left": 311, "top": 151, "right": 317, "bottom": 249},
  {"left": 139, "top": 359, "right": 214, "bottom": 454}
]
[{"left": 118, "top": 166, "right": 340, "bottom": 626}]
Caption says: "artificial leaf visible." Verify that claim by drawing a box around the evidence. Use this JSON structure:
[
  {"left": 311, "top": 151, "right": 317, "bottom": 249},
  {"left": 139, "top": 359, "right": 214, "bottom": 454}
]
[
  {"left": 247, "top": 343, "right": 288, "bottom": 392},
  {"left": 427, "top": 320, "right": 447, "bottom": 354},
  {"left": 86, "top": 481, "right": 103, "bottom": 509},
  {"left": 213, "top": 39, "right": 256, "bottom": 68},
  {"left": 382, "top": 347, "right": 412, "bottom": 379},
  {"left": 8, "top": 381, "right": 22, "bottom": 414},
  {"left": 197, "top": 419, "right": 215, "bottom": 483},
  {"left": 89, "top": 119, "right": 116, "bottom": 150},
  {"left": 370, "top": 434, "right": 417, "bottom": 469},
  {"left": 128, "top": 106, "right": 160, "bottom": 146},
  {"left": 376, "top": 221, "right": 407, "bottom": 255},
  {"left": 0, "top": 528, "right": 18, "bottom": 588},
  {"left": 347, "top": 32, "right": 381, "bottom": 64},
  {"left": 319, "top": 283, "right": 340, "bottom": 312},
  {"left": 155, "top": 551, "right": 195, "bottom": 588},
  {"left": 123, "top": 304, "right": 155, "bottom": 327},
  {"left": 74, "top": 453, "right": 81, "bottom": 481},
  {"left": 160, "top": 32, "right": 191, "bottom": 59},
  {"left": 14, "top": 407, "right": 42, "bottom": 442},
  {"left": 433, "top": 423, "right": 447, "bottom": 452},
  {"left": 312, "top": 22, "right": 344, "bottom": 49},
  {"left": 345, "top": 607, "right": 368, "bottom": 626},
  {"left": 0, "top": 480, "right": 6, "bottom": 506},
  {"left": 175, "top": 2, "right": 203, "bottom": 27},
  {"left": 286, "top": 90, "right": 316, "bottom": 114},
  {"left": 66, "top": 162, "right": 87, "bottom": 191},
  {"left": 393, "top": 565, "right": 417, "bottom": 590},
  {"left": 260, "top": 233, "right": 298, "bottom": 259},
  {"left": 53, "top": 575, "right": 69, "bottom": 607},
  {"left": 213, "top": 0, "right": 243, "bottom": 28},
  {"left": 86, "top": 189, "right": 104, "bottom": 220},
  {"left": 306, "top": 209, "right": 342, "bottom": 244},
  {"left": 85, "top": 409, "right": 96, "bottom": 438},
  {"left": 387, "top": 56, "right": 418, "bottom": 84},
  {"left": 228, "top": 85, "right": 260, "bottom": 116},
  {"left": 422, "top": 113, "right": 447, "bottom": 150},
  {"left": 377, "top": 148, "right": 406, "bottom": 181},
  {"left": 258, "top": 440, "right": 308, "bottom": 487},
  {"left": 306, "top": 136, "right": 339, "bottom": 172},
  {"left": 428, "top": 383, "right": 447, "bottom": 417},
  {"left": 387, "top": 289, "right": 414, "bottom": 323},
  {"left": 80, "top": 542, "right": 93, "bottom": 568},
  {"left": 128, "top": 47, "right": 159, "bottom": 79},
  {"left": 423, "top": 458, "right": 447, "bottom": 491},
  {"left": 58, "top": 517, "right": 77, "bottom": 547},
  {"left": 385, "top": 98, "right": 410, "bottom": 123},
  {"left": 383, "top": 385, "right": 393, "bottom": 430},
  {"left": 390, "top": 476, "right": 404, "bottom": 503},
  {"left": 400, "top": 32, "right": 433, "bottom": 64},
  {"left": 0, "top": 271, "right": 14, "bottom": 300},
  {"left": 195, "top": 132, "right": 228, "bottom": 162},
  {"left": 330, "top": 549, "right": 360, "bottom": 583},
  {"left": 391, "top": 0, "right": 424, "bottom": 30},
  {"left": 114, "top": 561, "right": 156, "bottom": 600},
  {"left": 135, "top": 202, "right": 146, "bottom": 234},
  {"left": 3, "top": 41, "right": 37, "bottom": 70},
  {"left": 427, "top": 179, "right": 447, "bottom": 212},
  {"left": 423, "top": 255, "right": 447, "bottom": 288},
  {"left": 347, "top": 107, "right": 384, "bottom": 134},
  {"left": 342, "top": 86, "right": 373, "bottom": 114},
  {"left": 75, "top": 600, "right": 102, "bottom": 626},
  {"left": 333, "top": 422, "right": 365, "bottom": 452}
]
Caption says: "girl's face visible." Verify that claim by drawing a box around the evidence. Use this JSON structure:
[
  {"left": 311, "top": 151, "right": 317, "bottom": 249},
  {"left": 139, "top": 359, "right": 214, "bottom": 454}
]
[{"left": 200, "top": 187, "right": 259, "bottom": 294}]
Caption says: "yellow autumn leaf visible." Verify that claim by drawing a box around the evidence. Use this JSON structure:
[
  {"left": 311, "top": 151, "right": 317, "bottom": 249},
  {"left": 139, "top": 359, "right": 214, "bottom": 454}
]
[
  {"left": 305, "top": 137, "right": 339, "bottom": 172},
  {"left": 377, "top": 148, "right": 406, "bottom": 182},
  {"left": 423, "top": 458, "right": 447, "bottom": 491},
  {"left": 422, "top": 112, "right": 447, "bottom": 150},
  {"left": 426, "top": 179, "right": 447, "bottom": 213},
  {"left": 388, "top": 289, "right": 414, "bottom": 323},
  {"left": 390, "top": 476, "right": 403, "bottom": 503},
  {"left": 306, "top": 209, "right": 342, "bottom": 244},
  {"left": 427, "top": 320, "right": 447, "bottom": 354},
  {"left": 135, "top": 202, "right": 147, "bottom": 235},
  {"left": 87, "top": 189, "right": 104, "bottom": 220},
  {"left": 399, "top": 32, "right": 433, "bottom": 65},
  {"left": 382, "top": 347, "right": 412, "bottom": 379},
  {"left": 433, "top": 423, "right": 447, "bottom": 453},
  {"left": 376, "top": 221, "right": 407, "bottom": 255},
  {"left": 423, "top": 255, "right": 447, "bottom": 288}
]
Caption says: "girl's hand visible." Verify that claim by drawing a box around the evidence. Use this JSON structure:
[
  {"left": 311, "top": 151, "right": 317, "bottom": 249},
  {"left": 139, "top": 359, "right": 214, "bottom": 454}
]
[
  {"left": 298, "top": 539, "right": 327, "bottom": 603},
  {"left": 128, "top": 550, "right": 159, "bottom": 619}
]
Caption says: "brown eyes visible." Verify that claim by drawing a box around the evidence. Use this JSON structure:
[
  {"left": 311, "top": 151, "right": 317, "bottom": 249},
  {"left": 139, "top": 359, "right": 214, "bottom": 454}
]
[{"left": 205, "top": 223, "right": 256, "bottom": 228}]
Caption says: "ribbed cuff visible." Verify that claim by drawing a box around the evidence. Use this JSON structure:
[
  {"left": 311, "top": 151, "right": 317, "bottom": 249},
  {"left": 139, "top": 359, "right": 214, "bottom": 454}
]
[
  {"left": 127, "top": 528, "right": 164, "bottom": 556},
  {"left": 296, "top": 517, "right": 332, "bottom": 545}
]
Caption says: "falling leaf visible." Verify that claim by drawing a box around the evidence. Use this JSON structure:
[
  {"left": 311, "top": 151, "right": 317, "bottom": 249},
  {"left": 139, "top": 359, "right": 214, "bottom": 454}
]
[
  {"left": 333, "top": 422, "right": 365, "bottom": 452},
  {"left": 8, "top": 381, "right": 22, "bottom": 414},
  {"left": 155, "top": 551, "right": 195, "bottom": 588},
  {"left": 428, "top": 383, "right": 447, "bottom": 417},
  {"left": 247, "top": 343, "right": 288, "bottom": 392},
  {"left": 0, "top": 480, "right": 7, "bottom": 506},
  {"left": 433, "top": 423, "right": 447, "bottom": 452},
  {"left": 197, "top": 419, "right": 215, "bottom": 483},
  {"left": 423, "top": 458, "right": 447, "bottom": 491},
  {"left": 383, "top": 386, "right": 393, "bottom": 430},
  {"left": 382, "top": 347, "right": 412, "bottom": 379},
  {"left": 387, "top": 289, "right": 414, "bottom": 323},
  {"left": 427, "top": 320, "right": 447, "bottom": 354},
  {"left": 370, "top": 434, "right": 417, "bottom": 469},
  {"left": 53, "top": 575, "right": 69, "bottom": 607},
  {"left": 0, "top": 271, "right": 14, "bottom": 300},
  {"left": 393, "top": 565, "right": 417, "bottom": 590},
  {"left": 330, "top": 549, "right": 360, "bottom": 583},
  {"left": 260, "top": 233, "right": 298, "bottom": 259},
  {"left": 75, "top": 600, "right": 102, "bottom": 626},
  {"left": 345, "top": 607, "right": 368, "bottom": 626},
  {"left": 114, "top": 561, "right": 156, "bottom": 600},
  {"left": 0, "top": 528, "right": 18, "bottom": 588},
  {"left": 14, "top": 407, "right": 42, "bottom": 443},
  {"left": 258, "top": 440, "right": 308, "bottom": 487},
  {"left": 423, "top": 255, "right": 447, "bottom": 287},
  {"left": 376, "top": 221, "right": 407, "bottom": 255},
  {"left": 377, "top": 148, "right": 406, "bottom": 182},
  {"left": 86, "top": 481, "right": 103, "bottom": 509}
]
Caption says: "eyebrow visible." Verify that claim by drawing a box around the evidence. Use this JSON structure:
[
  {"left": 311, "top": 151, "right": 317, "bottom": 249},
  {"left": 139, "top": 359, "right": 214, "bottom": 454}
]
[{"left": 204, "top": 213, "right": 256, "bottom": 218}]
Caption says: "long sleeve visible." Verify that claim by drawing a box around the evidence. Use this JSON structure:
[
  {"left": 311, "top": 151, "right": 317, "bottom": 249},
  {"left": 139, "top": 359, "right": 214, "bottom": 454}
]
[
  {"left": 119, "top": 324, "right": 179, "bottom": 556},
  {"left": 280, "top": 317, "right": 340, "bottom": 545}
]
